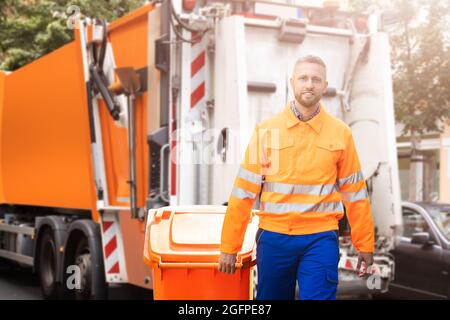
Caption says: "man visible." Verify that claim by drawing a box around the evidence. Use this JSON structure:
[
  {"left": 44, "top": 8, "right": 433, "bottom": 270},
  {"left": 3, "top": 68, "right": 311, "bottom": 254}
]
[{"left": 218, "top": 55, "right": 374, "bottom": 300}]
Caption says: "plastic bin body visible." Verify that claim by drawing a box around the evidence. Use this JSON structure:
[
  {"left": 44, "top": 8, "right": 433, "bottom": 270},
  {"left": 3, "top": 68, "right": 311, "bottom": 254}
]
[{"left": 144, "top": 205, "right": 258, "bottom": 300}]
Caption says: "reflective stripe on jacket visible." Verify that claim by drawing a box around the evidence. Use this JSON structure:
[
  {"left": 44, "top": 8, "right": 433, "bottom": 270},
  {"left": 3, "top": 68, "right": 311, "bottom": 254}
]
[{"left": 220, "top": 102, "right": 375, "bottom": 254}]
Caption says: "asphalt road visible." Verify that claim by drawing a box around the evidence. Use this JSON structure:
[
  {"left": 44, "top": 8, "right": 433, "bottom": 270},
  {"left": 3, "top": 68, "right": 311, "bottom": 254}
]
[{"left": 0, "top": 259, "right": 153, "bottom": 300}]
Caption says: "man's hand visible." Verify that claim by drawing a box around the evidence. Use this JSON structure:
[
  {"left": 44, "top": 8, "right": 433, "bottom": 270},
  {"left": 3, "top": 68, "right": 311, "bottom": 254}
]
[
  {"left": 356, "top": 252, "right": 374, "bottom": 277},
  {"left": 218, "top": 252, "right": 237, "bottom": 274}
]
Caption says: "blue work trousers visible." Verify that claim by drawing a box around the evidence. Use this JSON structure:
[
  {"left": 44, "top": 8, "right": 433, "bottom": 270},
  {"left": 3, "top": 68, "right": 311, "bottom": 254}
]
[{"left": 255, "top": 229, "right": 340, "bottom": 300}]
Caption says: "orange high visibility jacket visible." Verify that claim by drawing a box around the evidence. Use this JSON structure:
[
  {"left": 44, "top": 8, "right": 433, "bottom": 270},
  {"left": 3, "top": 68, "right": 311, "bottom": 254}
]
[{"left": 220, "top": 102, "right": 375, "bottom": 254}]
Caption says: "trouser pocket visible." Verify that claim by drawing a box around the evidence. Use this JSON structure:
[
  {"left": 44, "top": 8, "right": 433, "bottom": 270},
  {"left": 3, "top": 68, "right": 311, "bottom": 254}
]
[{"left": 326, "top": 269, "right": 339, "bottom": 285}]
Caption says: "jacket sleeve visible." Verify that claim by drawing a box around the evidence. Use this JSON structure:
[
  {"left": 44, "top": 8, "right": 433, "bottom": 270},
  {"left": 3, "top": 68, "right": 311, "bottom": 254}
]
[
  {"left": 220, "top": 125, "right": 265, "bottom": 254},
  {"left": 337, "top": 130, "right": 375, "bottom": 253}
]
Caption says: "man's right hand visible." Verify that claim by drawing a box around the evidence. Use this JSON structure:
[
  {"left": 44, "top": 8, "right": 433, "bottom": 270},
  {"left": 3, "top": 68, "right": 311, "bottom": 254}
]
[
  {"left": 356, "top": 252, "right": 374, "bottom": 277},
  {"left": 218, "top": 252, "right": 237, "bottom": 274}
]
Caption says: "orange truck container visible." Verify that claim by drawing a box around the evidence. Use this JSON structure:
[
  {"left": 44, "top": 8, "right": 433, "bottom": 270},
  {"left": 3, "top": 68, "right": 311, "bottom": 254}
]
[
  {"left": 144, "top": 206, "right": 258, "bottom": 300},
  {"left": 0, "top": 3, "right": 164, "bottom": 299}
]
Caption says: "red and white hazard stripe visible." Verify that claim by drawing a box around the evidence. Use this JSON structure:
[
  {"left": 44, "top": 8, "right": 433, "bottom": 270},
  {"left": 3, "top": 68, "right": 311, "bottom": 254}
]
[
  {"left": 102, "top": 220, "right": 120, "bottom": 274},
  {"left": 190, "top": 32, "right": 206, "bottom": 111},
  {"left": 169, "top": 32, "right": 207, "bottom": 201},
  {"left": 101, "top": 212, "right": 127, "bottom": 282}
]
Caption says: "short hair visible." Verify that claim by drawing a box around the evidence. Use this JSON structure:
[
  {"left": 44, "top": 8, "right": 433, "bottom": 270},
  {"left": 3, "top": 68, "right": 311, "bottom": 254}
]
[{"left": 293, "top": 55, "right": 327, "bottom": 76}]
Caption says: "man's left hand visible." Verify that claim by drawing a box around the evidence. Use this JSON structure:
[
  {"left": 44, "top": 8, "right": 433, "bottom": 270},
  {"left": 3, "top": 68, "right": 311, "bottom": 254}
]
[{"left": 356, "top": 252, "right": 374, "bottom": 277}]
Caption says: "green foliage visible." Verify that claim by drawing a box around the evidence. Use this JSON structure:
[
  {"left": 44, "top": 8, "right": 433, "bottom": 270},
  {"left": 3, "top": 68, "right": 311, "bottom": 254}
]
[
  {"left": 350, "top": 0, "right": 450, "bottom": 137},
  {"left": 391, "top": 0, "right": 450, "bottom": 136},
  {"left": 0, "top": 48, "right": 37, "bottom": 70},
  {"left": 0, "top": 0, "right": 146, "bottom": 71}
]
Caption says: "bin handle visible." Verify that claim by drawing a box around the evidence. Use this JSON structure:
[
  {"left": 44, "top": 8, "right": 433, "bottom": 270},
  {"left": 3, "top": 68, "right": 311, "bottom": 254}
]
[{"left": 156, "top": 259, "right": 256, "bottom": 269}]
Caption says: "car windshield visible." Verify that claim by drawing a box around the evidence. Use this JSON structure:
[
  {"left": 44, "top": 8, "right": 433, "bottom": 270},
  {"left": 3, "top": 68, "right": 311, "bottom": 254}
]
[{"left": 422, "top": 204, "right": 450, "bottom": 240}]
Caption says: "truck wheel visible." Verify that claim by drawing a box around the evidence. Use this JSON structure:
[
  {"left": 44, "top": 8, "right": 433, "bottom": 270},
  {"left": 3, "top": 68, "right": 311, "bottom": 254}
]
[
  {"left": 73, "top": 235, "right": 107, "bottom": 300},
  {"left": 38, "top": 230, "right": 59, "bottom": 299}
]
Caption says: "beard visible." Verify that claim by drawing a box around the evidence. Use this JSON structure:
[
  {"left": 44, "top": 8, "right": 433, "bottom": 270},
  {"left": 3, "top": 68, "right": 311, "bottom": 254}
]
[{"left": 295, "top": 91, "right": 322, "bottom": 108}]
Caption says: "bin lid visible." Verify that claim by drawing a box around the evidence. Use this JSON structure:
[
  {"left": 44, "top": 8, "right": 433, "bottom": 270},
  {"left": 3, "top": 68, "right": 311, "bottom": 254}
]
[{"left": 144, "top": 206, "right": 259, "bottom": 265}]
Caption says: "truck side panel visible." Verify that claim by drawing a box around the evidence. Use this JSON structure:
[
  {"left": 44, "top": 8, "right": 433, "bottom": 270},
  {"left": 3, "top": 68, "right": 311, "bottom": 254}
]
[
  {"left": 1, "top": 41, "right": 96, "bottom": 210},
  {"left": 99, "top": 12, "right": 150, "bottom": 208},
  {"left": 92, "top": 4, "right": 157, "bottom": 289}
]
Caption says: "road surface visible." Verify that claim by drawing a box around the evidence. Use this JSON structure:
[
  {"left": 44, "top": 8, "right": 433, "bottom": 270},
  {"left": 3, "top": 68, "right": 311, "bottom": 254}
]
[{"left": 0, "top": 259, "right": 152, "bottom": 300}]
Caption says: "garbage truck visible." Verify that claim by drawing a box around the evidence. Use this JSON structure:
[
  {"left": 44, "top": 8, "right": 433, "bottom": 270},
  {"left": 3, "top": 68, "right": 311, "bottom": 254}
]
[{"left": 0, "top": 0, "right": 402, "bottom": 299}]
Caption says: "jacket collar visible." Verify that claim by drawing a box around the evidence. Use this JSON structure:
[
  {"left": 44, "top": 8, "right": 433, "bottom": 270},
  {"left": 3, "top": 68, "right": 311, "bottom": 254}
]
[{"left": 283, "top": 101, "right": 325, "bottom": 134}]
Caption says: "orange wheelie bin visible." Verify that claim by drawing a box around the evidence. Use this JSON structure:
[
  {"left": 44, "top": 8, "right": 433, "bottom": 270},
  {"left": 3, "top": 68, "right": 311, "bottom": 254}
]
[{"left": 143, "top": 205, "right": 259, "bottom": 300}]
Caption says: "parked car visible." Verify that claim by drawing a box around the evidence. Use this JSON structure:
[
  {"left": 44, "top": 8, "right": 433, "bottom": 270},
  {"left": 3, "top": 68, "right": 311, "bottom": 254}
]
[{"left": 382, "top": 201, "right": 450, "bottom": 299}]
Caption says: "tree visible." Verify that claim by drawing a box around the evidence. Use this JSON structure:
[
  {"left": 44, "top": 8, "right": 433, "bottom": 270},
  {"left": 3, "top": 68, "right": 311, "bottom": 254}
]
[
  {"left": 350, "top": 0, "right": 450, "bottom": 201},
  {"left": 0, "top": 0, "right": 146, "bottom": 71},
  {"left": 391, "top": 0, "right": 450, "bottom": 201}
]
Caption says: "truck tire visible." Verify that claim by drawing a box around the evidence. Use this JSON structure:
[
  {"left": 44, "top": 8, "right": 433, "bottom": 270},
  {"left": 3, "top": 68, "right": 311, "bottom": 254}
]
[
  {"left": 63, "top": 220, "right": 107, "bottom": 300},
  {"left": 38, "top": 229, "right": 60, "bottom": 299},
  {"left": 73, "top": 235, "right": 97, "bottom": 300}
]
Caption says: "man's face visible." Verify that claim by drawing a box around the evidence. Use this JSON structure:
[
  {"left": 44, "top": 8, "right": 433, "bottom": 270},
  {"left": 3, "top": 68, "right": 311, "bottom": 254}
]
[{"left": 290, "top": 62, "right": 328, "bottom": 108}]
